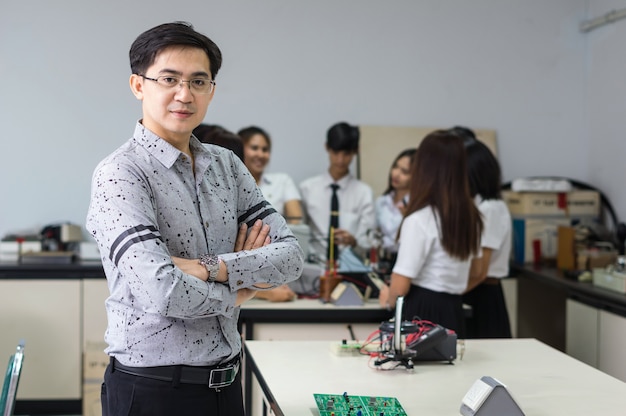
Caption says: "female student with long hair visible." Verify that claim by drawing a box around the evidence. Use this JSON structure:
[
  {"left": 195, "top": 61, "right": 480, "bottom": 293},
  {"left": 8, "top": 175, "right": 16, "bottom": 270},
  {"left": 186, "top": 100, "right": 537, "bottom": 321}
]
[
  {"left": 453, "top": 126, "right": 512, "bottom": 338},
  {"left": 378, "top": 130, "right": 483, "bottom": 338},
  {"left": 375, "top": 148, "right": 416, "bottom": 268}
]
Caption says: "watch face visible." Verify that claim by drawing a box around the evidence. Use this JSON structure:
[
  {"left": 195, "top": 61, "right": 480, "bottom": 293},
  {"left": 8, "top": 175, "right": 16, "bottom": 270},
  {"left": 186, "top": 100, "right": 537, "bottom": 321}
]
[{"left": 200, "top": 254, "right": 220, "bottom": 280}]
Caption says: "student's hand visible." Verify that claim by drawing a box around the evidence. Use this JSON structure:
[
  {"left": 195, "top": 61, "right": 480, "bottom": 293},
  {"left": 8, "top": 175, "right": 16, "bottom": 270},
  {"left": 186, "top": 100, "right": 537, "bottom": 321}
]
[
  {"left": 235, "top": 288, "right": 257, "bottom": 306},
  {"left": 378, "top": 284, "right": 390, "bottom": 309},
  {"left": 254, "top": 285, "right": 297, "bottom": 302},
  {"left": 234, "top": 220, "right": 270, "bottom": 252},
  {"left": 334, "top": 228, "right": 355, "bottom": 247}
]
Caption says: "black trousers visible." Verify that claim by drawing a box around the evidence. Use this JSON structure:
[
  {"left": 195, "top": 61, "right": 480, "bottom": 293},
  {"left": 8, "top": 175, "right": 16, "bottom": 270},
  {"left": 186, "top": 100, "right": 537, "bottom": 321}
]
[{"left": 101, "top": 361, "right": 245, "bottom": 416}]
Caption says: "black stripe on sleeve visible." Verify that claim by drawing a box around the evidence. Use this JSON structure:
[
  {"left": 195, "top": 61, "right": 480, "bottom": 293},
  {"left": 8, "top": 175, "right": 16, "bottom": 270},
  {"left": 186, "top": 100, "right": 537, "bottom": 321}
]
[
  {"left": 237, "top": 201, "right": 272, "bottom": 223},
  {"left": 244, "top": 207, "right": 278, "bottom": 228},
  {"left": 113, "top": 233, "right": 162, "bottom": 267},
  {"left": 109, "top": 224, "right": 160, "bottom": 261}
]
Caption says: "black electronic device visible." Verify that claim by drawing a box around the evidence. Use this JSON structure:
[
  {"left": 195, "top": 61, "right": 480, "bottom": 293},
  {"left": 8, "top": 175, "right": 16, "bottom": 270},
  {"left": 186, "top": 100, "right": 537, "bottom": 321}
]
[
  {"left": 374, "top": 297, "right": 456, "bottom": 369},
  {"left": 340, "top": 272, "right": 384, "bottom": 298}
]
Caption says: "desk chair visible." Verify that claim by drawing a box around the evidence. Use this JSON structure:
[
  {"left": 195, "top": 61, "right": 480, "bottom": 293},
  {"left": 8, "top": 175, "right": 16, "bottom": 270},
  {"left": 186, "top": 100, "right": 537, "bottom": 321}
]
[{"left": 1, "top": 340, "right": 25, "bottom": 416}]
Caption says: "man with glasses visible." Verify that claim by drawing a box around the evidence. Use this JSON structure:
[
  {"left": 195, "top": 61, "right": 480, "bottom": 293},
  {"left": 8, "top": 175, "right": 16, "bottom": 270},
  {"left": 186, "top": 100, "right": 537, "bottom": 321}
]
[{"left": 86, "top": 22, "right": 303, "bottom": 416}]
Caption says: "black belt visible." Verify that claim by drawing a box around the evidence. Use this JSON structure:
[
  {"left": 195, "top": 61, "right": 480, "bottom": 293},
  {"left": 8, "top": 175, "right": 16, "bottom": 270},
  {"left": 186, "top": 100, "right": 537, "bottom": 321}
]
[{"left": 112, "top": 356, "right": 240, "bottom": 389}]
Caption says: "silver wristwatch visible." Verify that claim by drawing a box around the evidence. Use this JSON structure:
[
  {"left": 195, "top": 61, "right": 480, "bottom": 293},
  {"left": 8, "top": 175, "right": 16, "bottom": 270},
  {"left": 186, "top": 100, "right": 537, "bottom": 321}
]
[{"left": 199, "top": 254, "right": 221, "bottom": 282}]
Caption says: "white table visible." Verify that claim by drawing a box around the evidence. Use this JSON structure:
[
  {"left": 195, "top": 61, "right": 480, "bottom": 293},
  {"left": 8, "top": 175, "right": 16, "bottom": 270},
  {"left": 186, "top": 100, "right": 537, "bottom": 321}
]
[{"left": 244, "top": 338, "right": 626, "bottom": 415}]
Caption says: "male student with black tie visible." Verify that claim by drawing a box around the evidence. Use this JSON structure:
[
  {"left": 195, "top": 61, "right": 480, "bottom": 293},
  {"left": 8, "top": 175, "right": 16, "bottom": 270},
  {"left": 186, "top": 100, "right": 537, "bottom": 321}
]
[{"left": 299, "top": 122, "right": 376, "bottom": 263}]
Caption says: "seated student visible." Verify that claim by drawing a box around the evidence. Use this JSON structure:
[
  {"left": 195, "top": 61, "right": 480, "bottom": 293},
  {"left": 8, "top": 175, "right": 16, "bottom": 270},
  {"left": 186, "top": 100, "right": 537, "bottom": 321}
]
[
  {"left": 452, "top": 126, "right": 513, "bottom": 339},
  {"left": 237, "top": 125, "right": 300, "bottom": 302},
  {"left": 378, "top": 130, "right": 483, "bottom": 339},
  {"left": 193, "top": 123, "right": 244, "bottom": 161},
  {"left": 197, "top": 124, "right": 297, "bottom": 303},
  {"left": 238, "top": 126, "right": 303, "bottom": 223},
  {"left": 375, "top": 148, "right": 416, "bottom": 270},
  {"left": 299, "top": 121, "right": 376, "bottom": 264}
]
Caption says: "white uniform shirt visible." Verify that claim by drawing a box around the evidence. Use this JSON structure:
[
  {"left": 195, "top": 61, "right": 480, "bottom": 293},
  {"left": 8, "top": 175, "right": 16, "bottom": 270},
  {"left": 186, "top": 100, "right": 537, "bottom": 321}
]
[
  {"left": 477, "top": 197, "right": 512, "bottom": 278},
  {"left": 392, "top": 207, "right": 473, "bottom": 294},
  {"left": 299, "top": 172, "right": 375, "bottom": 258},
  {"left": 259, "top": 172, "right": 301, "bottom": 217},
  {"left": 375, "top": 192, "right": 407, "bottom": 252}
]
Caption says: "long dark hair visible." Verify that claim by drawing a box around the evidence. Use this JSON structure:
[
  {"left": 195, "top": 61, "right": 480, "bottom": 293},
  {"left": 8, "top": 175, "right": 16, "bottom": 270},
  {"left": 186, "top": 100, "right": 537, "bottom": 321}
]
[
  {"left": 449, "top": 125, "right": 502, "bottom": 200},
  {"left": 383, "top": 148, "right": 416, "bottom": 195},
  {"left": 404, "top": 130, "right": 483, "bottom": 260}
]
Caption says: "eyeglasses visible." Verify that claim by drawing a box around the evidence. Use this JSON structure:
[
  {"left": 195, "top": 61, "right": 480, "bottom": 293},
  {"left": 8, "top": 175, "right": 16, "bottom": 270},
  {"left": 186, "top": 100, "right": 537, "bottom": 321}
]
[{"left": 141, "top": 75, "right": 216, "bottom": 94}]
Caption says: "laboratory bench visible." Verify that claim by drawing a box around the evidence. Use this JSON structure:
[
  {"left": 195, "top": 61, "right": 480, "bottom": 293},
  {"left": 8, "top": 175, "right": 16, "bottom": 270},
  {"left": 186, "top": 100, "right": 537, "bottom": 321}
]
[
  {"left": 245, "top": 338, "right": 626, "bottom": 416},
  {"left": 2, "top": 261, "right": 626, "bottom": 414}
]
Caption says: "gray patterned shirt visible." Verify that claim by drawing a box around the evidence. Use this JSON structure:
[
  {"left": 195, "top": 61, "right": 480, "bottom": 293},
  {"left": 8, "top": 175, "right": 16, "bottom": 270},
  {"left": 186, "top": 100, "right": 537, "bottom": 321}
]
[{"left": 86, "top": 122, "right": 303, "bottom": 366}]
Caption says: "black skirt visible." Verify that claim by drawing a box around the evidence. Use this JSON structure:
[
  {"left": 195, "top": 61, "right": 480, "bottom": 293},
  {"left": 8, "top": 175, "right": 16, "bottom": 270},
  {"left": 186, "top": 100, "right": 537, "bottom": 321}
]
[
  {"left": 403, "top": 285, "right": 466, "bottom": 339},
  {"left": 462, "top": 280, "right": 512, "bottom": 339}
]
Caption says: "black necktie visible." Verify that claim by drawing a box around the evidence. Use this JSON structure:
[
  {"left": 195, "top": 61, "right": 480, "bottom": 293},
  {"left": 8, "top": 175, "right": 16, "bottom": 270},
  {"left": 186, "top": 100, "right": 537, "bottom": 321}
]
[{"left": 328, "top": 183, "right": 340, "bottom": 262}]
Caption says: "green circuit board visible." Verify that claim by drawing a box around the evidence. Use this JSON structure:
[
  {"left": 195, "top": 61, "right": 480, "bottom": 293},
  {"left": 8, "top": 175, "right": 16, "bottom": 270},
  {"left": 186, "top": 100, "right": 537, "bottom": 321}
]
[{"left": 314, "top": 392, "right": 407, "bottom": 416}]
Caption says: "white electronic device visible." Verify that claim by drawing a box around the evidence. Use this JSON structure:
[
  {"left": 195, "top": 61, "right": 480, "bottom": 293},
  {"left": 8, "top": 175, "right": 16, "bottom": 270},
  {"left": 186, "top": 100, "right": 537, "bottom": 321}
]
[{"left": 460, "top": 376, "right": 524, "bottom": 416}]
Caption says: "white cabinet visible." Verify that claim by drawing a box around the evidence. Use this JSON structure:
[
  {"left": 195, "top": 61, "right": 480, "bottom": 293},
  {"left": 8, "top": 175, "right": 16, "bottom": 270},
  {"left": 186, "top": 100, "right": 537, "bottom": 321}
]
[
  {"left": 565, "top": 298, "right": 626, "bottom": 382},
  {"left": 598, "top": 309, "right": 626, "bottom": 381},
  {"left": 566, "top": 299, "right": 599, "bottom": 367},
  {"left": 0, "top": 280, "right": 81, "bottom": 399},
  {"left": 82, "top": 279, "right": 109, "bottom": 347}
]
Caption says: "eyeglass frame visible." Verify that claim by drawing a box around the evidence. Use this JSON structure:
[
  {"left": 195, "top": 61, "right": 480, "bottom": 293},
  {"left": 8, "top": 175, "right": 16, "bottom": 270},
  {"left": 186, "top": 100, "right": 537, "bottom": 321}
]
[{"left": 140, "top": 74, "right": 216, "bottom": 94}]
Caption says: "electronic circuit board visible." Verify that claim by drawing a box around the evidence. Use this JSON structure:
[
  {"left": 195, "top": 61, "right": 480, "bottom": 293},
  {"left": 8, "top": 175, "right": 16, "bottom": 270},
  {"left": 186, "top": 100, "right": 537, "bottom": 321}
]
[{"left": 314, "top": 392, "right": 407, "bottom": 416}]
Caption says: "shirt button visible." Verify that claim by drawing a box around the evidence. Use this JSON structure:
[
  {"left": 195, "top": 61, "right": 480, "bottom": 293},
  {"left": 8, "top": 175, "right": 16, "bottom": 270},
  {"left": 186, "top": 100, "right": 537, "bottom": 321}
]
[
  {"left": 205, "top": 221, "right": 209, "bottom": 228},
  {"left": 237, "top": 280, "right": 244, "bottom": 286}
]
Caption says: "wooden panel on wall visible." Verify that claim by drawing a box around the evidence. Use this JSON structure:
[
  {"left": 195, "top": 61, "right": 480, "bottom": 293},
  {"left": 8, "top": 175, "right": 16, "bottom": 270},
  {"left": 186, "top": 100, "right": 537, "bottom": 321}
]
[{"left": 358, "top": 125, "right": 497, "bottom": 198}]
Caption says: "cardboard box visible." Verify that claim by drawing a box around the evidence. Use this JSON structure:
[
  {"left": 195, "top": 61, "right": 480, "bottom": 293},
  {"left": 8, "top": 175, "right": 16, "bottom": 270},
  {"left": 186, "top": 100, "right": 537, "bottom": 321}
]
[
  {"left": 503, "top": 190, "right": 600, "bottom": 218},
  {"left": 512, "top": 217, "right": 571, "bottom": 264},
  {"left": 557, "top": 226, "right": 576, "bottom": 270},
  {"left": 83, "top": 342, "right": 108, "bottom": 416},
  {"left": 0, "top": 241, "right": 42, "bottom": 261}
]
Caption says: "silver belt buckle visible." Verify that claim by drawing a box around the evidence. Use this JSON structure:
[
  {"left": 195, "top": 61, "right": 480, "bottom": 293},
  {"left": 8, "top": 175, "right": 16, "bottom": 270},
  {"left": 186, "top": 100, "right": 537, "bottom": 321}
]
[{"left": 208, "top": 360, "right": 239, "bottom": 389}]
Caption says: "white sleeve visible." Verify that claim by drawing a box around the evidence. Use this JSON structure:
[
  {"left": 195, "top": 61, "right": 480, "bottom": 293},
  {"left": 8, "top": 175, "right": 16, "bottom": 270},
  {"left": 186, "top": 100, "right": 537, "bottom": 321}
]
[{"left": 392, "top": 214, "right": 432, "bottom": 279}]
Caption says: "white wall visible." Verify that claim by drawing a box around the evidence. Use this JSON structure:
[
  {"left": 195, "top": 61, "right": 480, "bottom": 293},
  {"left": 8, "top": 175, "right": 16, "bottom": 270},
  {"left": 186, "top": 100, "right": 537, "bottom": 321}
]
[
  {"left": 0, "top": 0, "right": 593, "bottom": 239},
  {"left": 585, "top": 0, "right": 626, "bottom": 226}
]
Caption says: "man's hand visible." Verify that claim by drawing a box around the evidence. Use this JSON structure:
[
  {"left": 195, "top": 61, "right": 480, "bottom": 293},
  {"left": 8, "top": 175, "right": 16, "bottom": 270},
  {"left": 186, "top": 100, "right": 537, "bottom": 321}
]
[
  {"left": 234, "top": 220, "right": 270, "bottom": 252},
  {"left": 378, "top": 284, "right": 390, "bottom": 309}
]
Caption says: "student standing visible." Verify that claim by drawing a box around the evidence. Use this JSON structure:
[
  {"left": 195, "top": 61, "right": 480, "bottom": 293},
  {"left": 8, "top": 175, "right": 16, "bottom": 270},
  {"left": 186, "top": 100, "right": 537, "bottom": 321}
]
[
  {"left": 454, "top": 126, "right": 513, "bottom": 338},
  {"left": 299, "top": 122, "right": 376, "bottom": 262},
  {"left": 86, "top": 22, "right": 303, "bottom": 416},
  {"left": 378, "top": 131, "right": 483, "bottom": 338},
  {"left": 375, "top": 148, "right": 416, "bottom": 268}
]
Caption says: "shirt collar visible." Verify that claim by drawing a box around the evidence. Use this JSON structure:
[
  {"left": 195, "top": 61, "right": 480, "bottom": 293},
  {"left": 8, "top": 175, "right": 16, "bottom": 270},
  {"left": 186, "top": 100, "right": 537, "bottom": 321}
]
[
  {"left": 323, "top": 171, "right": 353, "bottom": 188},
  {"left": 260, "top": 174, "right": 272, "bottom": 186},
  {"left": 132, "top": 121, "right": 211, "bottom": 170}
]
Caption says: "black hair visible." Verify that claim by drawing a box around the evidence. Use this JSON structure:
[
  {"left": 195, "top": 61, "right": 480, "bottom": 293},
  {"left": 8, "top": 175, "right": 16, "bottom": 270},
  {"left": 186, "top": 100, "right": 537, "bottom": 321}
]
[
  {"left": 326, "top": 122, "right": 359, "bottom": 151},
  {"left": 193, "top": 124, "right": 244, "bottom": 161},
  {"left": 448, "top": 125, "right": 502, "bottom": 199},
  {"left": 465, "top": 138, "right": 502, "bottom": 200},
  {"left": 237, "top": 126, "right": 272, "bottom": 151},
  {"left": 129, "top": 21, "right": 222, "bottom": 80},
  {"left": 449, "top": 125, "right": 478, "bottom": 148}
]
